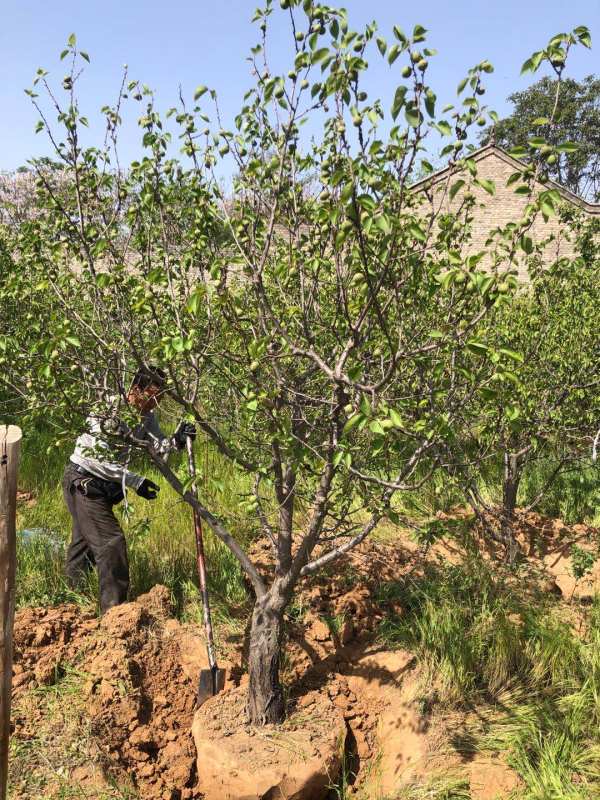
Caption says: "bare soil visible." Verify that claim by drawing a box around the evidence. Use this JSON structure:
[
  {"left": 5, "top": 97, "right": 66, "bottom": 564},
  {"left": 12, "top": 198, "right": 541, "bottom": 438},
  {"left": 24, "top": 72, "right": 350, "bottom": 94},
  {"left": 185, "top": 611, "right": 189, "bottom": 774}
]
[
  {"left": 13, "top": 586, "right": 207, "bottom": 799},
  {"left": 11, "top": 509, "right": 600, "bottom": 799}
]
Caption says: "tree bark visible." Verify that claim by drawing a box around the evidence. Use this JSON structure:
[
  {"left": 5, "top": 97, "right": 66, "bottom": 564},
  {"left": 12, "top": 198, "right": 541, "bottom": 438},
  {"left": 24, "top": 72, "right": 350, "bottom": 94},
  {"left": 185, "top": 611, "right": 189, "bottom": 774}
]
[
  {"left": 0, "top": 425, "right": 21, "bottom": 800},
  {"left": 246, "top": 594, "right": 286, "bottom": 725},
  {"left": 501, "top": 451, "right": 521, "bottom": 565}
]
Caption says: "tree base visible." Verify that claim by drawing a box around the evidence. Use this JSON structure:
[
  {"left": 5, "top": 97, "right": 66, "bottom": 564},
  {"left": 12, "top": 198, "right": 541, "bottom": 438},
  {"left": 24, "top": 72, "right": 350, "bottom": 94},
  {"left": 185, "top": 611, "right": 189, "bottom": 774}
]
[{"left": 192, "top": 686, "right": 346, "bottom": 800}]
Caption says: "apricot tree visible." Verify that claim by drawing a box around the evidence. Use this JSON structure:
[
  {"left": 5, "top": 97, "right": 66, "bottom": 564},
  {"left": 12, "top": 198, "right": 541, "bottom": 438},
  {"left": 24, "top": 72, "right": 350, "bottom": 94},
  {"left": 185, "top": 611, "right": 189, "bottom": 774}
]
[{"left": 2, "top": 4, "right": 586, "bottom": 722}]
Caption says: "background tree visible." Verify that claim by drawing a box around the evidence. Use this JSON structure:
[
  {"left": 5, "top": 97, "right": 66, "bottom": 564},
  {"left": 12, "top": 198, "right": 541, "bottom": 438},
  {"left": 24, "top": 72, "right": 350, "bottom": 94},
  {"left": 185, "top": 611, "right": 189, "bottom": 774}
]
[
  {"left": 445, "top": 219, "right": 600, "bottom": 560},
  {"left": 482, "top": 73, "right": 600, "bottom": 201}
]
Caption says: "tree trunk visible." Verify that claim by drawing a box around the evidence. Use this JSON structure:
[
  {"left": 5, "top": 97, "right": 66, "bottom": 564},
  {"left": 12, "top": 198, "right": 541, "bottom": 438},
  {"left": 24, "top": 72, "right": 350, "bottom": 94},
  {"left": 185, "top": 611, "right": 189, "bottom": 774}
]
[
  {"left": 246, "top": 594, "right": 286, "bottom": 725},
  {"left": 501, "top": 451, "right": 521, "bottom": 565},
  {"left": 0, "top": 425, "right": 21, "bottom": 800}
]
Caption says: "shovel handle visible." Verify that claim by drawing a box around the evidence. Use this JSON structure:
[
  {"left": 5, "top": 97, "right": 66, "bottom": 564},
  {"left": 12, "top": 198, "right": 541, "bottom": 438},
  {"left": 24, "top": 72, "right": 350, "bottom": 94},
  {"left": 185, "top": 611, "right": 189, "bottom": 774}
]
[{"left": 186, "top": 436, "right": 218, "bottom": 673}]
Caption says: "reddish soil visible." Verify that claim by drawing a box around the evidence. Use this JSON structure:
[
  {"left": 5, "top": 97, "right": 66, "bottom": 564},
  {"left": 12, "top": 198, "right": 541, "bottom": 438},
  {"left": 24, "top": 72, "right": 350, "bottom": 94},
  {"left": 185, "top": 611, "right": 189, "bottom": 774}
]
[
  {"left": 14, "top": 509, "right": 597, "bottom": 798},
  {"left": 13, "top": 586, "right": 209, "bottom": 799},
  {"left": 192, "top": 685, "right": 346, "bottom": 800}
]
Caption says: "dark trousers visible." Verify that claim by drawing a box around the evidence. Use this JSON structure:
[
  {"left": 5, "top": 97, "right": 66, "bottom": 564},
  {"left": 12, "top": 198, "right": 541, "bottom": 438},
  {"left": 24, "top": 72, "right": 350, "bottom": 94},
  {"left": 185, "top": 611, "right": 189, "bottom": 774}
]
[{"left": 62, "top": 464, "right": 129, "bottom": 613}]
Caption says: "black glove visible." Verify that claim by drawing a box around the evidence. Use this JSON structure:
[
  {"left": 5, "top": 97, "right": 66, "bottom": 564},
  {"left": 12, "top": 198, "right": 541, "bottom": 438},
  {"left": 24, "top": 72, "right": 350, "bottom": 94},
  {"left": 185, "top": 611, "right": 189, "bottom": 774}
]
[
  {"left": 173, "top": 421, "right": 197, "bottom": 449},
  {"left": 137, "top": 478, "right": 160, "bottom": 500}
]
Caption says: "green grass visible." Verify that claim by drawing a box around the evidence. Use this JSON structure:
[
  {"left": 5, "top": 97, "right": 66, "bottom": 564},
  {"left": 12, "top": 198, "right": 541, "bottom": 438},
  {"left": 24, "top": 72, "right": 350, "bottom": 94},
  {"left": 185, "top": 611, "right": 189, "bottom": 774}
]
[
  {"left": 16, "top": 424, "right": 253, "bottom": 622},
  {"left": 392, "top": 774, "right": 472, "bottom": 800},
  {"left": 378, "top": 559, "right": 600, "bottom": 799},
  {"left": 9, "top": 664, "right": 139, "bottom": 800}
]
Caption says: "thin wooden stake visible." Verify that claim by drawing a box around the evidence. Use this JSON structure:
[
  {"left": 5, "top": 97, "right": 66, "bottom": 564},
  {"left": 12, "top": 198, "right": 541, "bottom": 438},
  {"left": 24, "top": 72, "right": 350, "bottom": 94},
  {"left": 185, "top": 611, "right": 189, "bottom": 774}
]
[{"left": 0, "top": 425, "right": 21, "bottom": 800}]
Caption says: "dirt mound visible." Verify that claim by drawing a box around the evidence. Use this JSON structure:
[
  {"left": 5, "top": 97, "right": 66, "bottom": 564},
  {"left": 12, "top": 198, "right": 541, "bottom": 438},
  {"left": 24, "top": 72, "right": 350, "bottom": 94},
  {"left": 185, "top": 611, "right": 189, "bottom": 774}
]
[
  {"left": 13, "top": 603, "right": 98, "bottom": 693},
  {"left": 192, "top": 685, "right": 346, "bottom": 800},
  {"left": 473, "top": 509, "right": 600, "bottom": 600},
  {"left": 13, "top": 586, "right": 221, "bottom": 799}
]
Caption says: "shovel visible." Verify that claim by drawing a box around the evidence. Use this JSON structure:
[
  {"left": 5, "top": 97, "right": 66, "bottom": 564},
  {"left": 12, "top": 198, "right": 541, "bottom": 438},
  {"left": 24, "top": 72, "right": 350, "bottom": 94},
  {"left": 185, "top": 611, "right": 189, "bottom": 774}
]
[{"left": 186, "top": 435, "right": 226, "bottom": 706}]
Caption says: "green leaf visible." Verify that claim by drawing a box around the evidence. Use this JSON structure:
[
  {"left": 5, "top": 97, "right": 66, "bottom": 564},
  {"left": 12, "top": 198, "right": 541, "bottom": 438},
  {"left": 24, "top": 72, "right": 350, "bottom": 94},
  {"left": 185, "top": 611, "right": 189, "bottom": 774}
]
[
  {"left": 393, "top": 25, "right": 407, "bottom": 44},
  {"left": 505, "top": 405, "right": 520, "bottom": 422},
  {"left": 194, "top": 85, "right": 208, "bottom": 100},
  {"left": 508, "top": 146, "right": 528, "bottom": 159},
  {"left": 476, "top": 178, "right": 495, "bottom": 196},
  {"left": 449, "top": 179, "right": 465, "bottom": 201},
  {"left": 498, "top": 348, "right": 524, "bottom": 363},
  {"left": 376, "top": 37, "right": 387, "bottom": 56},
  {"left": 96, "top": 273, "right": 111, "bottom": 288},
  {"left": 369, "top": 420, "right": 385, "bottom": 435},
  {"left": 80, "top": 51, "right": 90, "bottom": 63},
  {"left": 520, "top": 57, "right": 533, "bottom": 75},
  {"left": 391, "top": 86, "right": 407, "bottom": 120},
  {"left": 311, "top": 48, "right": 329, "bottom": 64},
  {"left": 528, "top": 136, "right": 546, "bottom": 149},
  {"left": 387, "top": 45, "right": 401, "bottom": 65},
  {"left": 457, "top": 77, "right": 468, "bottom": 95},
  {"left": 405, "top": 104, "right": 422, "bottom": 128},
  {"left": 467, "top": 340, "right": 489, "bottom": 355},
  {"left": 409, "top": 222, "right": 426, "bottom": 241},
  {"left": 540, "top": 198, "right": 555, "bottom": 219},
  {"left": 556, "top": 141, "right": 578, "bottom": 153},
  {"left": 424, "top": 89, "right": 436, "bottom": 118},
  {"left": 343, "top": 413, "right": 363, "bottom": 434},
  {"left": 520, "top": 235, "right": 533, "bottom": 255},
  {"left": 375, "top": 214, "right": 392, "bottom": 235},
  {"left": 67, "top": 33, "right": 76, "bottom": 47},
  {"left": 389, "top": 409, "right": 403, "bottom": 428}
]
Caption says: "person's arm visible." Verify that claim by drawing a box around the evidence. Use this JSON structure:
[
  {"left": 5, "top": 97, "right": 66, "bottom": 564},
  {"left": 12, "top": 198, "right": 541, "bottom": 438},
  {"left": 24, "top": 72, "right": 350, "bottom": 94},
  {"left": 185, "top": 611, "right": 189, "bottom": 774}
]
[
  {"left": 143, "top": 412, "right": 179, "bottom": 459},
  {"left": 144, "top": 413, "right": 196, "bottom": 460}
]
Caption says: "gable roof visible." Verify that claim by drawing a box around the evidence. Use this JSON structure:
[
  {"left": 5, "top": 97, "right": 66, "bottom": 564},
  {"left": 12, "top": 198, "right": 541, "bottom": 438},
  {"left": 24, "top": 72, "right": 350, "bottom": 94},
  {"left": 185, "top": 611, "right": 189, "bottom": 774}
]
[{"left": 411, "top": 143, "right": 600, "bottom": 216}]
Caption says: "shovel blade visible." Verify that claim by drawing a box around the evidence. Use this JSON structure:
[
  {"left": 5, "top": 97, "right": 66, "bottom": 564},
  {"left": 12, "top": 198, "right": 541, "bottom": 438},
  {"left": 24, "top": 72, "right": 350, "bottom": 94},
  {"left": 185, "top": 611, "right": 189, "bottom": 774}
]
[{"left": 197, "top": 667, "right": 226, "bottom": 707}]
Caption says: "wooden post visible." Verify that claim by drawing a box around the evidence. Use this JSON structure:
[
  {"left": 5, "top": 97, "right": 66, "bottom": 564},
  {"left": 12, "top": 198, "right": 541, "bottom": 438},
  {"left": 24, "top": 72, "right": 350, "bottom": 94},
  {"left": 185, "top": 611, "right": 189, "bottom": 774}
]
[{"left": 0, "top": 425, "right": 21, "bottom": 800}]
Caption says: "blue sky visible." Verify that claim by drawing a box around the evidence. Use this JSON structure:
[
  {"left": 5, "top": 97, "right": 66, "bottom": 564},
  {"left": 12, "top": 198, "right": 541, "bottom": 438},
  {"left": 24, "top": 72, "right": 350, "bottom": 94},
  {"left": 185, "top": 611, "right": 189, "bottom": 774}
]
[{"left": 1, "top": 0, "right": 598, "bottom": 173}]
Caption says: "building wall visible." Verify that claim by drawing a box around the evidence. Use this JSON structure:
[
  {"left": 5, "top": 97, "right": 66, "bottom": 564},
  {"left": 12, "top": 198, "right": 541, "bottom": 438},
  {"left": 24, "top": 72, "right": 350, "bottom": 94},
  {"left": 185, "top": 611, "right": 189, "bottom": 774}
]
[{"left": 416, "top": 147, "right": 599, "bottom": 280}]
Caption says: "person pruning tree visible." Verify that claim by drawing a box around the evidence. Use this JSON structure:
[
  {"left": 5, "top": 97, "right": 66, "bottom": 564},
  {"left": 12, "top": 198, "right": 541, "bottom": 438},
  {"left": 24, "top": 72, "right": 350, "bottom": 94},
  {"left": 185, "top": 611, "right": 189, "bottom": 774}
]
[{"left": 62, "top": 366, "right": 196, "bottom": 613}]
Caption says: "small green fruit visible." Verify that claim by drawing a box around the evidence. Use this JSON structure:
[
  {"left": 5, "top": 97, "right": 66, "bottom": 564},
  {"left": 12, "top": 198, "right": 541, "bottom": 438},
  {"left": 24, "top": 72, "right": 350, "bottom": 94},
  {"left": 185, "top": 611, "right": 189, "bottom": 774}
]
[{"left": 401, "top": 65, "right": 412, "bottom": 78}]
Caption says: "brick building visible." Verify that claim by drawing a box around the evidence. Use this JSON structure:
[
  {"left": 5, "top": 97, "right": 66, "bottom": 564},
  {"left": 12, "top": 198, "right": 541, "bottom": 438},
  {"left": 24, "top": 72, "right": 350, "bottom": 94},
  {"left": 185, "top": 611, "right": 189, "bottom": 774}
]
[{"left": 412, "top": 144, "right": 600, "bottom": 278}]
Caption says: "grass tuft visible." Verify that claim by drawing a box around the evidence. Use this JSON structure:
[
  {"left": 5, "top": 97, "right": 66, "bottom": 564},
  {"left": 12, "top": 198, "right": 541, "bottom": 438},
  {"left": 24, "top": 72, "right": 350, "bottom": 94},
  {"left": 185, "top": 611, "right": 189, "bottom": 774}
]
[{"left": 379, "top": 559, "right": 600, "bottom": 798}]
